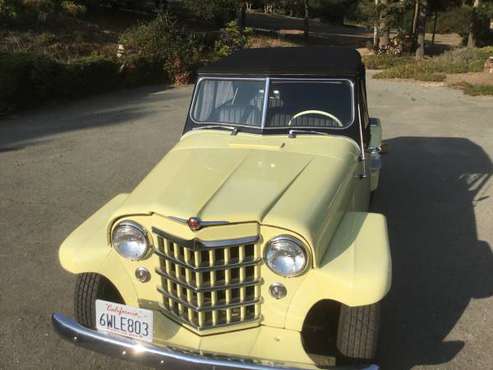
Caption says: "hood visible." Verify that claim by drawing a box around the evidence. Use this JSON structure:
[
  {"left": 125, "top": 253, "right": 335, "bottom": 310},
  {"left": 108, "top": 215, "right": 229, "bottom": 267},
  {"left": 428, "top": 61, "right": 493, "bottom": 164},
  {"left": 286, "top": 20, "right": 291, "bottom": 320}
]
[{"left": 114, "top": 131, "right": 360, "bottom": 257}]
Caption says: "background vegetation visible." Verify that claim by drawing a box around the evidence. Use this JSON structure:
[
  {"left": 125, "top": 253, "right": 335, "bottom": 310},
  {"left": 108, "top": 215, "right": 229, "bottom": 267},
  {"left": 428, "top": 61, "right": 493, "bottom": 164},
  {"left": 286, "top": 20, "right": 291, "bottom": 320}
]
[{"left": 1, "top": 0, "right": 493, "bottom": 114}]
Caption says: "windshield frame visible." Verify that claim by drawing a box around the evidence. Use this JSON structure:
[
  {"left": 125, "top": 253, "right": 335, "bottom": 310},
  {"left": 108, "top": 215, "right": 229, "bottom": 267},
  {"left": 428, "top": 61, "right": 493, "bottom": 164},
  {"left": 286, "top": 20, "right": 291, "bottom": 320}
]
[{"left": 189, "top": 77, "right": 356, "bottom": 131}]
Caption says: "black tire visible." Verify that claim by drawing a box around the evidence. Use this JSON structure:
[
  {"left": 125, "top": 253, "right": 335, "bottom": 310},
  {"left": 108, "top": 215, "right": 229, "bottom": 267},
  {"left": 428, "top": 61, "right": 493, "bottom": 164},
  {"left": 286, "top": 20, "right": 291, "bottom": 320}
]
[
  {"left": 336, "top": 302, "right": 380, "bottom": 361},
  {"left": 74, "top": 273, "right": 124, "bottom": 329}
]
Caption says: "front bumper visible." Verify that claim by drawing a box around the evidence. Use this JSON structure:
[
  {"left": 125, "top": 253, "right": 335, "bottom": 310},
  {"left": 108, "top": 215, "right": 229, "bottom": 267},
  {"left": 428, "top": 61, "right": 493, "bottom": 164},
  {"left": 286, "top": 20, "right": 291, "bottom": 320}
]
[{"left": 52, "top": 313, "right": 378, "bottom": 370}]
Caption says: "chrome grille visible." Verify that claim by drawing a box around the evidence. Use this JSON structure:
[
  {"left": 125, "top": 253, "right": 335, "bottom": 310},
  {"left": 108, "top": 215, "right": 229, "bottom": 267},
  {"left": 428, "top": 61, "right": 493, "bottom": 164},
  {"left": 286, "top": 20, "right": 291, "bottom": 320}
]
[{"left": 152, "top": 227, "right": 262, "bottom": 331}]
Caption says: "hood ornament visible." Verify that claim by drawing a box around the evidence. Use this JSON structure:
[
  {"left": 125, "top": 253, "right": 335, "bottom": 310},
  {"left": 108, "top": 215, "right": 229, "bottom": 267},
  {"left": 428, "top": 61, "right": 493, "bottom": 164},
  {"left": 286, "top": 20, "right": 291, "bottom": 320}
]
[
  {"left": 167, "top": 216, "right": 229, "bottom": 231},
  {"left": 187, "top": 217, "right": 202, "bottom": 231}
]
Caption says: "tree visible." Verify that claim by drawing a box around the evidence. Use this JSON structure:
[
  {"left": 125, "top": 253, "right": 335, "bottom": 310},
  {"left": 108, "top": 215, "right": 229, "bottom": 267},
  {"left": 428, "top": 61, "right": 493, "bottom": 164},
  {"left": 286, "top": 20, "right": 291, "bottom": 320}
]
[
  {"left": 304, "top": 0, "right": 309, "bottom": 39},
  {"left": 238, "top": 0, "right": 247, "bottom": 29},
  {"left": 379, "top": 0, "right": 390, "bottom": 47},
  {"left": 467, "top": 0, "right": 481, "bottom": 47},
  {"left": 415, "top": 0, "right": 427, "bottom": 59}
]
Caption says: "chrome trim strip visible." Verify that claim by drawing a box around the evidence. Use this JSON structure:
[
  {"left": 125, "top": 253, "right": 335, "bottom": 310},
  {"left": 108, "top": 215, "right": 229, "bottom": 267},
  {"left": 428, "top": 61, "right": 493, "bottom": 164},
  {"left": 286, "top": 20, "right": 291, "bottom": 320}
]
[
  {"left": 261, "top": 77, "right": 270, "bottom": 129},
  {"left": 357, "top": 102, "right": 368, "bottom": 179},
  {"left": 152, "top": 227, "right": 259, "bottom": 250},
  {"left": 157, "top": 288, "right": 262, "bottom": 312},
  {"left": 154, "top": 250, "right": 261, "bottom": 272},
  {"left": 167, "top": 216, "right": 230, "bottom": 228},
  {"left": 155, "top": 268, "right": 263, "bottom": 292}
]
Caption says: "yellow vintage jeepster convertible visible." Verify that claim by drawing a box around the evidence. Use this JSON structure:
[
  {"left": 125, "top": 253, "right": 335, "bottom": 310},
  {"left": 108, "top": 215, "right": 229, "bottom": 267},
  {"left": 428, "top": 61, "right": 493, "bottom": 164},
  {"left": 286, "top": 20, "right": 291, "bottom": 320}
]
[{"left": 52, "top": 47, "right": 390, "bottom": 370}]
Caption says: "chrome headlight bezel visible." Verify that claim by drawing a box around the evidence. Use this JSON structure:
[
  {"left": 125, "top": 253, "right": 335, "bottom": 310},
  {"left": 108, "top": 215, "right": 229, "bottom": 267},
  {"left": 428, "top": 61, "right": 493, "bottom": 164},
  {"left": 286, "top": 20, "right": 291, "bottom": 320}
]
[
  {"left": 264, "top": 235, "right": 310, "bottom": 278},
  {"left": 111, "top": 220, "right": 152, "bottom": 261}
]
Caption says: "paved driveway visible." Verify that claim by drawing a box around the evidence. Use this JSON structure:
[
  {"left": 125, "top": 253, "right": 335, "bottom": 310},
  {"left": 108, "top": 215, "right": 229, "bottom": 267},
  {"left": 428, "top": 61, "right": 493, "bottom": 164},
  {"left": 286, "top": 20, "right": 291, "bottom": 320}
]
[{"left": 0, "top": 75, "right": 492, "bottom": 369}]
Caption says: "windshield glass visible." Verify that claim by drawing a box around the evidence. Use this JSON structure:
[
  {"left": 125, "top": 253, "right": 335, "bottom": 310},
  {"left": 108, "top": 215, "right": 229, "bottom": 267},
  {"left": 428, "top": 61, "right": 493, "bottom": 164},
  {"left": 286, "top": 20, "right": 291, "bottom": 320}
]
[
  {"left": 265, "top": 80, "right": 353, "bottom": 129},
  {"left": 191, "top": 78, "right": 354, "bottom": 129},
  {"left": 191, "top": 79, "right": 265, "bottom": 127}
]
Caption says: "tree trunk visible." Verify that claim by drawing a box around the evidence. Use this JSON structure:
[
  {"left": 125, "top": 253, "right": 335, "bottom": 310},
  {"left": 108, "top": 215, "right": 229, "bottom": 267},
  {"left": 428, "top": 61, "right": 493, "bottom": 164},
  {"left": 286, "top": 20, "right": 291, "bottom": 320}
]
[
  {"left": 304, "top": 0, "right": 309, "bottom": 41},
  {"left": 415, "top": 0, "right": 427, "bottom": 59},
  {"left": 379, "top": 0, "right": 390, "bottom": 48},
  {"left": 467, "top": 0, "right": 481, "bottom": 48},
  {"left": 412, "top": 0, "right": 420, "bottom": 35},
  {"left": 431, "top": 11, "right": 438, "bottom": 45},
  {"left": 373, "top": 0, "right": 379, "bottom": 49},
  {"left": 238, "top": 1, "right": 247, "bottom": 29}
]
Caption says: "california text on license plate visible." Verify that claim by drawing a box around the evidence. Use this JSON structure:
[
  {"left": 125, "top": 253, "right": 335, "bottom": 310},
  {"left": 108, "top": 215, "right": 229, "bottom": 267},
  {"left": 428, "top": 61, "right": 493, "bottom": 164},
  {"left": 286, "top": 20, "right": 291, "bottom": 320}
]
[{"left": 95, "top": 299, "right": 153, "bottom": 343}]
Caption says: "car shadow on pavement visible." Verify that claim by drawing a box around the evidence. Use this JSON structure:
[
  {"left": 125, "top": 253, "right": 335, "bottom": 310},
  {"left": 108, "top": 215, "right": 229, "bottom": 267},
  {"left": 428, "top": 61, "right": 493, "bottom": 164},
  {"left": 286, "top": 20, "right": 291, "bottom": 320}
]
[{"left": 373, "top": 137, "right": 493, "bottom": 369}]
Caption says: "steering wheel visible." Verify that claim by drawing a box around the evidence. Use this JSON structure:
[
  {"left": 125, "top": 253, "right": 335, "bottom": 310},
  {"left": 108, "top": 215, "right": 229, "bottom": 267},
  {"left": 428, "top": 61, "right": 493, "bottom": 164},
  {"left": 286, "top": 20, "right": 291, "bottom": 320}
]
[{"left": 287, "top": 110, "right": 343, "bottom": 128}]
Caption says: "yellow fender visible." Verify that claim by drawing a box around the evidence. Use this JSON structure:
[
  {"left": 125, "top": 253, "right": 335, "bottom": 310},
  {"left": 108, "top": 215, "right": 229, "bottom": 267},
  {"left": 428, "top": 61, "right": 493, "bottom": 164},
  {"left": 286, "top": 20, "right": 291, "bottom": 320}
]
[
  {"left": 284, "top": 212, "right": 391, "bottom": 331},
  {"left": 58, "top": 194, "right": 140, "bottom": 306}
]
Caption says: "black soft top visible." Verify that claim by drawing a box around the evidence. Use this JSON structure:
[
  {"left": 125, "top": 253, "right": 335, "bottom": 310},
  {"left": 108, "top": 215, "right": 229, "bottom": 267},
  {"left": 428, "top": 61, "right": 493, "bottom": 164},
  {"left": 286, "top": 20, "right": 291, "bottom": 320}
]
[{"left": 199, "top": 47, "right": 363, "bottom": 77}]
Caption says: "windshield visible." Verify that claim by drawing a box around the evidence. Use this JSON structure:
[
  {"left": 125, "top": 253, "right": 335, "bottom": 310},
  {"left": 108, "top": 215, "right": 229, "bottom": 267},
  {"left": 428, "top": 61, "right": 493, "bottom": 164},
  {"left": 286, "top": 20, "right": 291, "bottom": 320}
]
[
  {"left": 191, "top": 79, "right": 265, "bottom": 127},
  {"left": 191, "top": 78, "right": 354, "bottom": 129}
]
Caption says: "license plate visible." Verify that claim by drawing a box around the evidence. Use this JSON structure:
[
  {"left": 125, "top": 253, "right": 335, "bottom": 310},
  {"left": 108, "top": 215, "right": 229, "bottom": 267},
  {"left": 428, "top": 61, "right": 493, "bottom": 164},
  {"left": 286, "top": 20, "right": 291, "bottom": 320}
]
[{"left": 95, "top": 299, "right": 153, "bottom": 343}]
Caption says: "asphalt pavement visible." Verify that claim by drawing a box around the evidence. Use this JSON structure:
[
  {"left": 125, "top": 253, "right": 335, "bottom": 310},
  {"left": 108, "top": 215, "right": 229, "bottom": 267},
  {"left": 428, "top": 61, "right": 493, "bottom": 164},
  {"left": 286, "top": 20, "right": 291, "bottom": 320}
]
[{"left": 0, "top": 74, "right": 492, "bottom": 369}]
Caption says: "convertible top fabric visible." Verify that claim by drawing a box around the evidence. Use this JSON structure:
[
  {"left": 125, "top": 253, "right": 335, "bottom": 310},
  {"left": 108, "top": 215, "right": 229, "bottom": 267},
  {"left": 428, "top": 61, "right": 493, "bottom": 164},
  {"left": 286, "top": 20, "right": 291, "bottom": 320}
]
[{"left": 199, "top": 47, "right": 363, "bottom": 77}]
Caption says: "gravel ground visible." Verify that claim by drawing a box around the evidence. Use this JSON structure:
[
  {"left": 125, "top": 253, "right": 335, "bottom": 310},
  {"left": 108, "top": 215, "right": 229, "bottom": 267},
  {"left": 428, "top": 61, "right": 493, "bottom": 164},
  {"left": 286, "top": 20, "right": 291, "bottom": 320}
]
[{"left": 0, "top": 73, "right": 492, "bottom": 370}]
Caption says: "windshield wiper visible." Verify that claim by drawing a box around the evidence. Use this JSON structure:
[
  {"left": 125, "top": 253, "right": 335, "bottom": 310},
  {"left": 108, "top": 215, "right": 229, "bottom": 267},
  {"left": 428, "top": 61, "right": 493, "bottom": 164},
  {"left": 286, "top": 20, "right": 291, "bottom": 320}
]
[
  {"left": 193, "top": 125, "right": 239, "bottom": 135},
  {"left": 288, "top": 129, "right": 330, "bottom": 138}
]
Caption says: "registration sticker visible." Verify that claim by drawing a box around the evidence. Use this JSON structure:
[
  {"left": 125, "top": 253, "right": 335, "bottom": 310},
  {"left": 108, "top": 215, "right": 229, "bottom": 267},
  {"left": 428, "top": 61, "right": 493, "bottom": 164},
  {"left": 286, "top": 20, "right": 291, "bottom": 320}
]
[{"left": 95, "top": 299, "right": 153, "bottom": 343}]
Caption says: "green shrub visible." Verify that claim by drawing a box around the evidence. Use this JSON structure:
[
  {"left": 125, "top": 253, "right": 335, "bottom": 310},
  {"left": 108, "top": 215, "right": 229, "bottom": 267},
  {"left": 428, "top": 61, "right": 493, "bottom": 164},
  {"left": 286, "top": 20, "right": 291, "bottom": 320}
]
[
  {"left": 0, "top": 52, "right": 61, "bottom": 112},
  {"left": 62, "top": 55, "right": 121, "bottom": 96},
  {"left": 372, "top": 47, "right": 493, "bottom": 81},
  {"left": 0, "top": 52, "right": 122, "bottom": 113},
  {"left": 454, "top": 82, "right": 493, "bottom": 96},
  {"left": 213, "top": 21, "right": 252, "bottom": 59},
  {"left": 120, "top": 12, "right": 208, "bottom": 84},
  {"left": 120, "top": 56, "right": 166, "bottom": 88},
  {"left": 182, "top": 0, "right": 237, "bottom": 27},
  {"left": 60, "top": 1, "right": 86, "bottom": 17},
  {"left": 362, "top": 54, "right": 413, "bottom": 70}
]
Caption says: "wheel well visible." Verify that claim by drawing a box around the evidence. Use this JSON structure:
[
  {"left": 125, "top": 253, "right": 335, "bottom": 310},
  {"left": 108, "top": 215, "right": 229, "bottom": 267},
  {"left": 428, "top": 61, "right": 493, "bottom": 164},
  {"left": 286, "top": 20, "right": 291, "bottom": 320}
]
[
  {"left": 97, "top": 274, "right": 125, "bottom": 304},
  {"left": 301, "top": 299, "right": 341, "bottom": 358}
]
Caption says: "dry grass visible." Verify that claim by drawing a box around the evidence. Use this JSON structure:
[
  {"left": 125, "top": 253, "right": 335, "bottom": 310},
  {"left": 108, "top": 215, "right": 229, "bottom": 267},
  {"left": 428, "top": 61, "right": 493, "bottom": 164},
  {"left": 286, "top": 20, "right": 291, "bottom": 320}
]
[{"left": 248, "top": 35, "right": 299, "bottom": 48}]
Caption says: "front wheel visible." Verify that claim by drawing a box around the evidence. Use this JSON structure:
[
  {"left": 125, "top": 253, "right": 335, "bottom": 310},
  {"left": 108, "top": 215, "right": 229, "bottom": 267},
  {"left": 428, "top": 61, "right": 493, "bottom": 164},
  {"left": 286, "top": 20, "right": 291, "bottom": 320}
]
[
  {"left": 336, "top": 302, "right": 380, "bottom": 361},
  {"left": 74, "top": 273, "right": 124, "bottom": 328}
]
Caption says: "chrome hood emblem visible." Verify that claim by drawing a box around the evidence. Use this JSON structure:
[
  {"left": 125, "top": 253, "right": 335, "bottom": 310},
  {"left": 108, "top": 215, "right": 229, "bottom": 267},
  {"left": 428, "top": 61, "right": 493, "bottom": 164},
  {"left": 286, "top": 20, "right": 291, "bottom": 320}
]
[{"left": 167, "top": 216, "right": 229, "bottom": 231}]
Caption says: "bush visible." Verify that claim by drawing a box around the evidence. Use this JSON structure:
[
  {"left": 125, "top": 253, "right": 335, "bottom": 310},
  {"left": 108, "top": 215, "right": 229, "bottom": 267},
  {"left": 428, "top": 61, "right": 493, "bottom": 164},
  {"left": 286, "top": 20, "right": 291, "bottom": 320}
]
[
  {"left": 120, "top": 12, "right": 210, "bottom": 84},
  {"left": 372, "top": 47, "right": 493, "bottom": 81},
  {"left": 62, "top": 55, "right": 121, "bottom": 96},
  {"left": 182, "top": 0, "right": 237, "bottom": 27},
  {"left": 60, "top": 1, "right": 86, "bottom": 17},
  {"left": 454, "top": 82, "right": 493, "bottom": 96},
  {"left": 0, "top": 52, "right": 122, "bottom": 113},
  {"left": 362, "top": 54, "right": 413, "bottom": 70},
  {"left": 214, "top": 21, "right": 251, "bottom": 59},
  {"left": 0, "top": 52, "right": 60, "bottom": 112}
]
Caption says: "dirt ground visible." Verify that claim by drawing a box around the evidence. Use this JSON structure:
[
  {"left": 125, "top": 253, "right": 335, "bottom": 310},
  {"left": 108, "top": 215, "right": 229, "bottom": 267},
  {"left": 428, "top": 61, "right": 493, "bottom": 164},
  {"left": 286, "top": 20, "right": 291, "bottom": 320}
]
[{"left": 0, "top": 73, "right": 492, "bottom": 370}]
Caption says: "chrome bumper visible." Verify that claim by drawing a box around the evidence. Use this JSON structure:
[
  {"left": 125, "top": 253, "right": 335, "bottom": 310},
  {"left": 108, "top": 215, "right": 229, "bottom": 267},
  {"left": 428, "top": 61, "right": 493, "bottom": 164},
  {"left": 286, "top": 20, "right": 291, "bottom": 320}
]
[{"left": 52, "top": 312, "right": 378, "bottom": 370}]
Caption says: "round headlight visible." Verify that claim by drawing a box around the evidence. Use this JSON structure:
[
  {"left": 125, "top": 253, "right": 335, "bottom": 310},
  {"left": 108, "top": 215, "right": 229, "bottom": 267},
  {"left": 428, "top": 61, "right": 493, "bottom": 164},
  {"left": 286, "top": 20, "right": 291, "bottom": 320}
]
[
  {"left": 111, "top": 221, "right": 151, "bottom": 260},
  {"left": 265, "top": 235, "right": 308, "bottom": 277}
]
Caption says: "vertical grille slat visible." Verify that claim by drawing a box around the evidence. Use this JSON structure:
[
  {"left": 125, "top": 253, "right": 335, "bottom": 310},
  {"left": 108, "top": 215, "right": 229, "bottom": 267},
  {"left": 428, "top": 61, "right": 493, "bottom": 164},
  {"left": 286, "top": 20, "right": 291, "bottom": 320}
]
[{"left": 153, "top": 228, "right": 261, "bottom": 332}]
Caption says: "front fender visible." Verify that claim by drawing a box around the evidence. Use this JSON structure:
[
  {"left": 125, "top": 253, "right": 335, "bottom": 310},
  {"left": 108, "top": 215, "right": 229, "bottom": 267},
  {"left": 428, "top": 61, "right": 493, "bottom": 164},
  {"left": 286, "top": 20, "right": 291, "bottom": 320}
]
[
  {"left": 58, "top": 193, "right": 139, "bottom": 306},
  {"left": 285, "top": 212, "right": 391, "bottom": 331}
]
